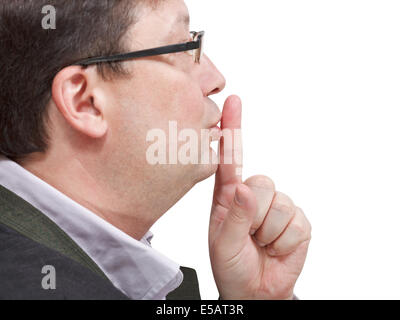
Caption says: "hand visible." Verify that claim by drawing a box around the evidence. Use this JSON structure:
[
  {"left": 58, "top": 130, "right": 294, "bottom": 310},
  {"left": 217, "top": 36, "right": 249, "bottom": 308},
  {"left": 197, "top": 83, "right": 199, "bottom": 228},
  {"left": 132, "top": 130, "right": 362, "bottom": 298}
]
[{"left": 209, "top": 95, "right": 312, "bottom": 300}]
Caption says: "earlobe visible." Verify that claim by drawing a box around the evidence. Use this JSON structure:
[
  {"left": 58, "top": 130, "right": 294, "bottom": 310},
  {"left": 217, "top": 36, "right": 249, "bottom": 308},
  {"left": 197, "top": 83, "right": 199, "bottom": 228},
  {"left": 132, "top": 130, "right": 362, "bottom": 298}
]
[{"left": 51, "top": 66, "right": 108, "bottom": 139}]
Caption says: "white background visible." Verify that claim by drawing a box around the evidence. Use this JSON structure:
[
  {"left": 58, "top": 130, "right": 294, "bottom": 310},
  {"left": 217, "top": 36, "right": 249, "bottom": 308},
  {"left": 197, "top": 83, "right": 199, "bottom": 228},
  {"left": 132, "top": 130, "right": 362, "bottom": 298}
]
[{"left": 152, "top": 0, "right": 400, "bottom": 300}]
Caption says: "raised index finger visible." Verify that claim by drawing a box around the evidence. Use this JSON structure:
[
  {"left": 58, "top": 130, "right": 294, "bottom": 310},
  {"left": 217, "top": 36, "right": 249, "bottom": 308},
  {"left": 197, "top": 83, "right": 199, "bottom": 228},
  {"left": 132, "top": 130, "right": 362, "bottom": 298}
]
[{"left": 216, "top": 95, "right": 243, "bottom": 186}]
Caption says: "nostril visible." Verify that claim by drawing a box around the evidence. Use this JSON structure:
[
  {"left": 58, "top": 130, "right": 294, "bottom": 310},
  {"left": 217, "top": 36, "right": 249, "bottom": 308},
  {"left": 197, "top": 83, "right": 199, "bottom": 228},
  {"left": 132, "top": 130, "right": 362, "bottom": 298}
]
[{"left": 209, "top": 87, "right": 221, "bottom": 96}]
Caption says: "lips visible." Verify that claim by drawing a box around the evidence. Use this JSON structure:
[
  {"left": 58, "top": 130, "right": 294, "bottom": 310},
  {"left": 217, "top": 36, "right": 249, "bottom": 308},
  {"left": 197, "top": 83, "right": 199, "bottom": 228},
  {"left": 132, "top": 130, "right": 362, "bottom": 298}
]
[{"left": 207, "top": 103, "right": 222, "bottom": 142}]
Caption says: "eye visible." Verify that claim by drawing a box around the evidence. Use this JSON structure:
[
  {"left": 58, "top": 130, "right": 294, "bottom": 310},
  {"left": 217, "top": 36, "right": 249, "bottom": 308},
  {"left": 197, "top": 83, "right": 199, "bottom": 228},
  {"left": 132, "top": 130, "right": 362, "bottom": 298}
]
[{"left": 180, "top": 34, "right": 195, "bottom": 57}]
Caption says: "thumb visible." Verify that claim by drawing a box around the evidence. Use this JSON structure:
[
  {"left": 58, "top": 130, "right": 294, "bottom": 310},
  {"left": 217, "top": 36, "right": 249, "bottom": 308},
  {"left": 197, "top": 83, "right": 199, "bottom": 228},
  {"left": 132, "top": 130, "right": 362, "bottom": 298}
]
[{"left": 216, "top": 184, "right": 258, "bottom": 259}]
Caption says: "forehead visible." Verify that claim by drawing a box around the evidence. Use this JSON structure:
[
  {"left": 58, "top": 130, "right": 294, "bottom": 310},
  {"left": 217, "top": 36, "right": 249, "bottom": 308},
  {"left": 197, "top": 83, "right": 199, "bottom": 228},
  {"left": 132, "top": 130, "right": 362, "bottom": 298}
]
[
  {"left": 128, "top": 0, "right": 190, "bottom": 44},
  {"left": 154, "top": 0, "right": 190, "bottom": 23}
]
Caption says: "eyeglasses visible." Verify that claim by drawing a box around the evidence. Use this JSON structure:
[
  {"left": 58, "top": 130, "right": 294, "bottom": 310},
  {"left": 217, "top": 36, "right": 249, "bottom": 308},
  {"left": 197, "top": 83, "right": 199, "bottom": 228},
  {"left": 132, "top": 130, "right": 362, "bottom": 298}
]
[{"left": 72, "top": 31, "right": 205, "bottom": 67}]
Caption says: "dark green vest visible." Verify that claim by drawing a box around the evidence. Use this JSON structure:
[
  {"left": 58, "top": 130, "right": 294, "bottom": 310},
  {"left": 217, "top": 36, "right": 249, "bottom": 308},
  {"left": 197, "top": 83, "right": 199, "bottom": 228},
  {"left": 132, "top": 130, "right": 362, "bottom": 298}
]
[{"left": 0, "top": 184, "right": 200, "bottom": 300}]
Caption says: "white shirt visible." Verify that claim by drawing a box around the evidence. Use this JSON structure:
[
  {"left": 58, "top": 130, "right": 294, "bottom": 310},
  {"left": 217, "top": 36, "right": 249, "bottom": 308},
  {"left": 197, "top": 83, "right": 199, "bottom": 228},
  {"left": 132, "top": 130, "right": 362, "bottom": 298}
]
[{"left": 0, "top": 156, "right": 183, "bottom": 300}]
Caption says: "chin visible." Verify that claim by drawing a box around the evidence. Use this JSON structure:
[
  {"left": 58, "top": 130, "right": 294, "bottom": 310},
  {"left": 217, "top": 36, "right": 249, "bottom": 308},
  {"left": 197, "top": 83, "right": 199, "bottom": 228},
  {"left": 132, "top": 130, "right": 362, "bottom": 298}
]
[
  {"left": 192, "top": 148, "right": 219, "bottom": 184},
  {"left": 191, "top": 165, "right": 217, "bottom": 186}
]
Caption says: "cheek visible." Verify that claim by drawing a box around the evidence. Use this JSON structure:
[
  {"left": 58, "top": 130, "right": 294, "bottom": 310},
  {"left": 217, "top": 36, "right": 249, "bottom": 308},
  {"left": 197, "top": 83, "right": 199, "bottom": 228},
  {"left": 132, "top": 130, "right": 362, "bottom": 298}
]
[
  {"left": 109, "top": 64, "right": 207, "bottom": 153},
  {"left": 164, "top": 75, "right": 205, "bottom": 130},
  {"left": 138, "top": 63, "right": 206, "bottom": 128}
]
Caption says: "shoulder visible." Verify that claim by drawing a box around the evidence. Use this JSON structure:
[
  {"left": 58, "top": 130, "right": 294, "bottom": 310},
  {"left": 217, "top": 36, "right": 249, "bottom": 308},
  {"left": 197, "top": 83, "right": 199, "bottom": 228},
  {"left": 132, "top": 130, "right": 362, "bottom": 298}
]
[{"left": 0, "top": 223, "right": 128, "bottom": 300}]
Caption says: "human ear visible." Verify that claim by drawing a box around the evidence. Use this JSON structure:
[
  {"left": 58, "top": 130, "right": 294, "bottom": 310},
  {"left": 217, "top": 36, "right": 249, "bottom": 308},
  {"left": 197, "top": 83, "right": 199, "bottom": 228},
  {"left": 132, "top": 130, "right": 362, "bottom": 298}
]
[{"left": 51, "top": 66, "right": 108, "bottom": 138}]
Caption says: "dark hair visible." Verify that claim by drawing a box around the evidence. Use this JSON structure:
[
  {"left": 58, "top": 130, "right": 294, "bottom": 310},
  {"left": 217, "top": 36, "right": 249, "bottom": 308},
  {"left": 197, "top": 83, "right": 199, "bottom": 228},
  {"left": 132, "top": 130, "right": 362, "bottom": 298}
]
[{"left": 0, "top": 0, "right": 145, "bottom": 161}]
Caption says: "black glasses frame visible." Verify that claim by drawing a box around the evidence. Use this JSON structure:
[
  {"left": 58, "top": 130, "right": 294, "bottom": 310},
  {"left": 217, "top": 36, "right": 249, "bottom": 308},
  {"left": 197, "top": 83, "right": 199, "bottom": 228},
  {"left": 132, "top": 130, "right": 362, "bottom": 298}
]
[{"left": 72, "top": 31, "right": 205, "bottom": 67}]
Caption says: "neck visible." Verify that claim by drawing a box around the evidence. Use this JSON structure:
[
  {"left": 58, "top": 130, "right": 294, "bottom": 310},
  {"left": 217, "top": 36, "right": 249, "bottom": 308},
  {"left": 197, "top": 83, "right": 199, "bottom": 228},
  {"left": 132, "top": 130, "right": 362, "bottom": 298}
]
[{"left": 17, "top": 150, "right": 166, "bottom": 241}]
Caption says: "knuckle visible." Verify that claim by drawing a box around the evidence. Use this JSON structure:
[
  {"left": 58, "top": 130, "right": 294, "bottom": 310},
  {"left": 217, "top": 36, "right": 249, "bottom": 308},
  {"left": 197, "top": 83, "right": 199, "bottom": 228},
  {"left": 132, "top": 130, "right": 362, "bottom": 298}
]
[
  {"left": 291, "top": 220, "right": 309, "bottom": 238},
  {"left": 296, "top": 207, "right": 312, "bottom": 235},
  {"left": 296, "top": 206, "right": 305, "bottom": 215},
  {"left": 306, "top": 219, "right": 312, "bottom": 235},
  {"left": 271, "top": 192, "right": 295, "bottom": 215},
  {"left": 244, "top": 175, "right": 275, "bottom": 191}
]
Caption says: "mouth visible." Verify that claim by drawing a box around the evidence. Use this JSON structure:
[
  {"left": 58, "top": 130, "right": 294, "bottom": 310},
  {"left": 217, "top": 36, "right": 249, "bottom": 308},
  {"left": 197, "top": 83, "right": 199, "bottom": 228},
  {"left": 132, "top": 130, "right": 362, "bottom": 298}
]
[{"left": 209, "top": 113, "right": 222, "bottom": 140}]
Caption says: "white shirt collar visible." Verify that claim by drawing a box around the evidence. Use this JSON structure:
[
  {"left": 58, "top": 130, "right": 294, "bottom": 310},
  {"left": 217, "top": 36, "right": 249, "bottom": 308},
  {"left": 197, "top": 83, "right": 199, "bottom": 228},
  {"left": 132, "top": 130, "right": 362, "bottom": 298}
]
[{"left": 0, "top": 156, "right": 183, "bottom": 300}]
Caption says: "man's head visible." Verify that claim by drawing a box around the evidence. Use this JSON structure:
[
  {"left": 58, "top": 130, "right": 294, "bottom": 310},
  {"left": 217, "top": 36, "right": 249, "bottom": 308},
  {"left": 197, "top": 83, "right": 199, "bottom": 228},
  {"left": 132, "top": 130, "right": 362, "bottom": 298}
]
[
  {"left": 0, "top": 0, "right": 141, "bottom": 158},
  {"left": 0, "top": 0, "right": 226, "bottom": 237}
]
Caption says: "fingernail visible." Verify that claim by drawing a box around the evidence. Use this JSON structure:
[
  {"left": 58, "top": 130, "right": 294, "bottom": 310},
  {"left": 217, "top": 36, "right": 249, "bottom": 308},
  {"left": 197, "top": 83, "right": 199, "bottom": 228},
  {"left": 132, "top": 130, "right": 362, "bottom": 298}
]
[{"left": 234, "top": 185, "right": 246, "bottom": 206}]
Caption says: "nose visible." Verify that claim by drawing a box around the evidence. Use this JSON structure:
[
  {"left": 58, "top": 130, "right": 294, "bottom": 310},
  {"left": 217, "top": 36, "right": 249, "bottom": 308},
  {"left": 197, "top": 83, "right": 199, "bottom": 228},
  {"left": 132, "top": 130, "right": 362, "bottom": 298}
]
[{"left": 199, "top": 54, "right": 226, "bottom": 97}]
